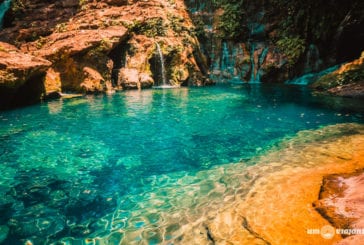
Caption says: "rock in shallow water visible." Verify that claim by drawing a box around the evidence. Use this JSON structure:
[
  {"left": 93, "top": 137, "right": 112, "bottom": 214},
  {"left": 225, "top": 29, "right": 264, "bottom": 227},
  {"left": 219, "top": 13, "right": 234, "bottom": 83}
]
[
  {"left": 315, "top": 171, "right": 364, "bottom": 244},
  {"left": 179, "top": 124, "right": 364, "bottom": 245}
]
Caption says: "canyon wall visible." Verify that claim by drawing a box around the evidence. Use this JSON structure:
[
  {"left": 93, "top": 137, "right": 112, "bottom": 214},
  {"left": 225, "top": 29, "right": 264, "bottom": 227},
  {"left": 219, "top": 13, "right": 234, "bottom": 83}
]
[
  {"left": 185, "top": 0, "right": 364, "bottom": 83},
  {"left": 0, "top": 0, "right": 212, "bottom": 109},
  {"left": 0, "top": 0, "right": 363, "bottom": 109}
]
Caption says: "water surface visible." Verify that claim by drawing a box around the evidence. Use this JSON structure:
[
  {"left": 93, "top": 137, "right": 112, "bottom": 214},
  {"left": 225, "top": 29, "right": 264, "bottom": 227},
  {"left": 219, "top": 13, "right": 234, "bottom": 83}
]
[{"left": 0, "top": 84, "right": 362, "bottom": 244}]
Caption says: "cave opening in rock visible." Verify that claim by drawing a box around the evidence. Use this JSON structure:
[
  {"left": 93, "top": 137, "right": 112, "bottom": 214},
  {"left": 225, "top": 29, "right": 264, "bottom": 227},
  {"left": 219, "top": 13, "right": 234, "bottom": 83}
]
[{"left": 108, "top": 40, "right": 130, "bottom": 86}]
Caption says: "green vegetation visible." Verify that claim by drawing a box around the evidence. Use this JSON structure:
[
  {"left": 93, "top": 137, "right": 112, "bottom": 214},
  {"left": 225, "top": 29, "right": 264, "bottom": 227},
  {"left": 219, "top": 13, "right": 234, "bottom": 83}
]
[
  {"left": 35, "top": 36, "right": 48, "bottom": 49},
  {"left": 98, "top": 38, "right": 113, "bottom": 51},
  {"left": 167, "top": 13, "right": 187, "bottom": 33},
  {"left": 215, "top": 2, "right": 245, "bottom": 39},
  {"left": 209, "top": 0, "right": 245, "bottom": 39},
  {"left": 276, "top": 36, "right": 306, "bottom": 67},
  {"left": 54, "top": 23, "right": 67, "bottom": 33},
  {"left": 9, "top": 0, "right": 25, "bottom": 22},
  {"left": 0, "top": 70, "right": 17, "bottom": 84},
  {"left": 312, "top": 61, "right": 364, "bottom": 90},
  {"left": 86, "top": 38, "right": 114, "bottom": 58},
  {"left": 194, "top": 0, "right": 362, "bottom": 68},
  {"left": 79, "top": 0, "right": 88, "bottom": 5},
  {"left": 124, "top": 18, "right": 167, "bottom": 37},
  {"left": 191, "top": 15, "right": 206, "bottom": 40},
  {"left": 11, "top": 0, "right": 25, "bottom": 12},
  {"left": 79, "top": 0, "right": 89, "bottom": 10}
]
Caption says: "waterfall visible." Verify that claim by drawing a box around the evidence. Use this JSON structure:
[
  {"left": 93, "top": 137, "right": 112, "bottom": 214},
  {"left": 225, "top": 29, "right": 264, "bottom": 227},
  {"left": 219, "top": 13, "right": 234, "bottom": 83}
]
[
  {"left": 255, "top": 46, "right": 269, "bottom": 82},
  {"left": 285, "top": 65, "right": 339, "bottom": 85},
  {"left": 304, "top": 44, "right": 322, "bottom": 73},
  {"left": 249, "top": 42, "right": 256, "bottom": 82},
  {"left": 259, "top": 47, "right": 269, "bottom": 65},
  {"left": 0, "top": 0, "right": 11, "bottom": 29},
  {"left": 221, "top": 42, "right": 230, "bottom": 73},
  {"left": 155, "top": 42, "right": 167, "bottom": 86}
]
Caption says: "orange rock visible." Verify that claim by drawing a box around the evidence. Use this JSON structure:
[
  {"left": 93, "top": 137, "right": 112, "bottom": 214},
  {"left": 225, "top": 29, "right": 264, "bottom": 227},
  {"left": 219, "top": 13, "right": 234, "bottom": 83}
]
[
  {"left": 44, "top": 68, "right": 62, "bottom": 98},
  {"left": 0, "top": 42, "right": 52, "bottom": 108},
  {"left": 180, "top": 124, "right": 364, "bottom": 245},
  {"left": 81, "top": 67, "right": 108, "bottom": 93},
  {"left": 315, "top": 171, "right": 364, "bottom": 244}
]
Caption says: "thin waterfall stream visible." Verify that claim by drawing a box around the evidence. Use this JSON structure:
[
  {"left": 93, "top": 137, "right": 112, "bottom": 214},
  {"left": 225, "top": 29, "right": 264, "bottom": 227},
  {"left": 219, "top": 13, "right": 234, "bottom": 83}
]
[{"left": 155, "top": 42, "right": 167, "bottom": 86}]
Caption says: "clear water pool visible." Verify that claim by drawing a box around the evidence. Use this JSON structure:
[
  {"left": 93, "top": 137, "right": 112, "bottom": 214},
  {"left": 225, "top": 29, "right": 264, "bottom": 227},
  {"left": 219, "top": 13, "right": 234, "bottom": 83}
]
[{"left": 0, "top": 84, "right": 362, "bottom": 244}]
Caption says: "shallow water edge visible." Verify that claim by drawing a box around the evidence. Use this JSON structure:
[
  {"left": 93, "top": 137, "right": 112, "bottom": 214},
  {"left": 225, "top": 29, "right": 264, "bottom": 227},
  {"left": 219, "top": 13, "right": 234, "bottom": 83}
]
[{"left": 0, "top": 85, "right": 363, "bottom": 244}]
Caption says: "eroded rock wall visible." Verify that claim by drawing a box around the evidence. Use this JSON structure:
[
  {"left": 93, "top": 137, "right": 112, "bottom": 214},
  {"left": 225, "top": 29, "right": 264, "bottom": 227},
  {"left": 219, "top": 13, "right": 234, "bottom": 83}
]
[
  {"left": 185, "top": 0, "right": 364, "bottom": 83},
  {"left": 0, "top": 0, "right": 211, "bottom": 108}
]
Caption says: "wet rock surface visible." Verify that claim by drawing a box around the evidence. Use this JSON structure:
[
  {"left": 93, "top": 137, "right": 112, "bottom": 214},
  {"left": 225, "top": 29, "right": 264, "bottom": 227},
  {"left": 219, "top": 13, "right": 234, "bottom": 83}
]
[
  {"left": 185, "top": 0, "right": 364, "bottom": 83},
  {"left": 310, "top": 52, "right": 364, "bottom": 98},
  {"left": 315, "top": 171, "right": 364, "bottom": 244},
  {"left": 176, "top": 124, "right": 364, "bottom": 245}
]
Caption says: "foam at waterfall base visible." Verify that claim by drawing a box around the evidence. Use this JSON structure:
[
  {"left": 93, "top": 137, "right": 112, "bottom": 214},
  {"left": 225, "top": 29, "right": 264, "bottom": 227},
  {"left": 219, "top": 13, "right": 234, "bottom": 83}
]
[{"left": 152, "top": 85, "right": 180, "bottom": 89}]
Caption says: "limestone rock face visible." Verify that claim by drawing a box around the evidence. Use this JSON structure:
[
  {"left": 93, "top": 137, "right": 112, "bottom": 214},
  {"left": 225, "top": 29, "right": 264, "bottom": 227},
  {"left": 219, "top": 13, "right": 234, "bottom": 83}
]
[
  {"left": 185, "top": 0, "right": 364, "bottom": 83},
  {"left": 44, "top": 68, "right": 62, "bottom": 99},
  {"left": 117, "top": 68, "right": 154, "bottom": 89},
  {"left": 0, "top": 42, "right": 51, "bottom": 87},
  {"left": 0, "top": 0, "right": 211, "bottom": 108},
  {"left": 187, "top": 6, "right": 290, "bottom": 83},
  {"left": 28, "top": 27, "right": 129, "bottom": 93},
  {"left": 314, "top": 172, "right": 364, "bottom": 244},
  {"left": 118, "top": 68, "right": 139, "bottom": 89},
  {"left": 310, "top": 53, "right": 364, "bottom": 98},
  {"left": 0, "top": 42, "right": 51, "bottom": 108},
  {"left": 139, "top": 73, "right": 154, "bottom": 89},
  {"left": 81, "top": 67, "right": 110, "bottom": 93}
]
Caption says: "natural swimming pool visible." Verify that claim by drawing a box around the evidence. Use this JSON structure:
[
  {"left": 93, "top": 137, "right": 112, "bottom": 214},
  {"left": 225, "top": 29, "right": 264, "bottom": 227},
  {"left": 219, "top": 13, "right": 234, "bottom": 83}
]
[{"left": 0, "top": 84, "right": 363, "bottom": 244}]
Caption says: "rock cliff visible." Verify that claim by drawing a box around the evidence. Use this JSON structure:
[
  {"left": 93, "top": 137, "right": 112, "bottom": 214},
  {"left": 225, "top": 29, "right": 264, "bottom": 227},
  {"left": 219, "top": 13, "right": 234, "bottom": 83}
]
[
  {"left": 310, "top": 52, "right": 364, "bottom": 98},
  {"left": 0, "top": 0, "right": 211, "bottom": 109},
  {"left": 0, "top": 0, "right": 363, "bottom": 109},
  {"left": 0, "top": 42, "right": 51, "bottom": 108},
  {"left": 186, "top": 0, "right": 364, "bottom": 83}
]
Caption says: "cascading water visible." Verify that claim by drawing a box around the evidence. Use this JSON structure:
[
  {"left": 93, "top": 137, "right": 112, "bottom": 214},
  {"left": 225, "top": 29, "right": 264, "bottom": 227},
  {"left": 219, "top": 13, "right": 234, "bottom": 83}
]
[
  {"left": 155, "top": 42, "right": 168, "bottom": 87},
  {"left": 221, "top": 42, "right": 237, "bottom": 76},
  {"left": 249, "top": 42, "right": 257, "bottom": 82},
  {"left": 304, "top": 44, "right": 323, "bottom": 73},
  {"left": 0, "top": 0, "right": 11, "bottom": 29},
  {"left": 255, "top": 46, "right": 269, "bottom": 82},
  {"left": 285, "top": 65, "right": 340, "bottom": 85}
]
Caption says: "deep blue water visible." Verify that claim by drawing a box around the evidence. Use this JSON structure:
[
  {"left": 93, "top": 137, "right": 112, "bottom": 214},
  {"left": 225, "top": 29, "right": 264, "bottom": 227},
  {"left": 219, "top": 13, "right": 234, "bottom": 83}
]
[{"left": 0, "top": 84, "right": 363, "bottom": 244}]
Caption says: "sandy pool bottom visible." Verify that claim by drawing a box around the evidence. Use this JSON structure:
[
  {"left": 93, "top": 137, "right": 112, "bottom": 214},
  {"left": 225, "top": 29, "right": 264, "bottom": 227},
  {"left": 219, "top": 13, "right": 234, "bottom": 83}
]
[{"left": 179, "top": 123, "right": 364, "bottom": 245}]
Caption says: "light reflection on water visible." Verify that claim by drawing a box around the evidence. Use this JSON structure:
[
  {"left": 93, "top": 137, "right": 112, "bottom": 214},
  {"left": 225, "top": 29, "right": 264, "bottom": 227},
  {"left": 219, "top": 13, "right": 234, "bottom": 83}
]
[{"left": 0, "top": 84, "right": 363, "bottom": 244}]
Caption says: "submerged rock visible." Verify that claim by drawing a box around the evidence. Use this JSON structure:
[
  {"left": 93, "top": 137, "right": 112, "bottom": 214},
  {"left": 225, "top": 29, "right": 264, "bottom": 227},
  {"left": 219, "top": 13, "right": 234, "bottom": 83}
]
[
  {"left": 314, "top": 171, "right": 364, "bottom": 244},
  {"left": 178, "top": 123, "right": 364, "bottom": 245}
]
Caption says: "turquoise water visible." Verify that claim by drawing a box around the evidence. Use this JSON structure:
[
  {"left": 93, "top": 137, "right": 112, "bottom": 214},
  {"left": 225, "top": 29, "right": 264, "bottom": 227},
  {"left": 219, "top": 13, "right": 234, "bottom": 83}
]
[
  {"left": 0, "top": 0, "right": 11, "bottom": 29},
  {"left": 0, "top": 84, "right": 363, "bottom": 244}
]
